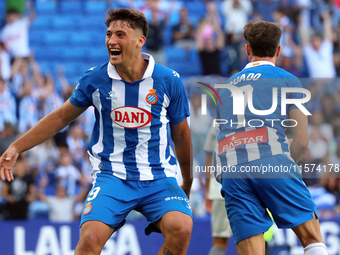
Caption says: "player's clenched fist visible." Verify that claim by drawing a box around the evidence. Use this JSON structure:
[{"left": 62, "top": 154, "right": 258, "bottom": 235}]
[{"left": 0, "top": 146, "right": 19, "bottom": 182}]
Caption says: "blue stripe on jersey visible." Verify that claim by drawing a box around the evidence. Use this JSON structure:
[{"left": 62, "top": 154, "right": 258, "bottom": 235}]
[
  {"left": 149, "top": 83, "right": 166, "bottom": 179},
  {"left": 123, "top": 82, "right": 140, "bottom": 179},
  {"left": 98, "top": 84, "right": 115, "bottom": 171}
]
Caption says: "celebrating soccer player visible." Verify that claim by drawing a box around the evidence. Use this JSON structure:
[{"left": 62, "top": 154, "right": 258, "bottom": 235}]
[
  {"left": 216, "top": 21, "right": 327, "bottom": 255},
  {"left": 0, "top": 8, "right": 193, "bottom": 255}
]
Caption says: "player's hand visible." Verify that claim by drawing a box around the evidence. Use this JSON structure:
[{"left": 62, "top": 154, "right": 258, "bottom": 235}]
[{"left": 0, "top": 146, "right": 19, "bottom": 182}]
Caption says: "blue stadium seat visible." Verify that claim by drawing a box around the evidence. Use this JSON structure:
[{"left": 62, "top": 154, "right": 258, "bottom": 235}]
[
  {"left": 75, "top": 15, "right": 107, "bottom": 30},
  {"left": 44, "top": 32, "right": 70, "bottom": 46},
  {"left": 35, "top": 47, "right": 63, "bottom": 62},
  {"left": 84, "top": 1, "right": 107, "bottom": 15},
  {"left": 163, "top": 25, "right": 173, "bottom": 46},
  {"left": 60, "top": 47, "right": 87, "bottom": 62},
  {"left": 35, "top": 1, "right": 57, "bottom": 15},
  {"left": 165, "top": 46, "right": 190, "bottom": 62},
  {"left": 186, "top": 2, "right": 206, "bottom": 17},
  {"left": 87, "top": 48, "right": 108, "bottom": 64},
  {"left": 30, "top": 16, "right": 51, "bottom": 31},
  {"left": 69, "top": 32, "right": 94, "bottom": 47},
  {"left": 167, "top": 61, "right": 201, "bottom": 76},
  {"left": 63, "top": 63, "right": 83, "bottom": 76},
  {"left": 60, "top": 1, "right": 83, "bottom": 14},
  {"left": 29, "top": 31, "right": 45, "bottom": 47},
  {"left": 50, "top": 16, "right": 76, "bottom": 30}
]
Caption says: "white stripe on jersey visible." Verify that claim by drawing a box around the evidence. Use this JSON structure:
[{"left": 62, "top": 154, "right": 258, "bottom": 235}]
[
  {"left": 267, "top": 127, "right": 283, "bottom": 155},
  {"left": 244, "top": 127, "right": 261, "bottom": 162},
  {"left": 136, "top": 78, "right": 154, "bottom": 180},
  {"left": 110, "top": 80, "right": 127, "bottom": 179},
  {"left": 224, "top": 132, "right": 238, "bottom": 166},
  {"left": 161, "top": 93, "right": 174, "bottom": 177},
  {"left": 90, "top": 89, "right": 104, "bottom": 170}
]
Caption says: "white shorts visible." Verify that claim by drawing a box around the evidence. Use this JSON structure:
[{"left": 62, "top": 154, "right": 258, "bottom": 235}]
[{"left": 211, "top": 199, "right": 233, "bottom": 238}]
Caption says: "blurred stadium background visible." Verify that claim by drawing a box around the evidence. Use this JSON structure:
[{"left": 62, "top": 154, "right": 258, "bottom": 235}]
[{"left": 1, "top": 0, "right": 340, "bottom": 254}]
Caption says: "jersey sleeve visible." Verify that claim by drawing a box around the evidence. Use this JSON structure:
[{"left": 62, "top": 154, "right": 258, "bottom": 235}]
[
  {"left": 285, "top": 77, "right": 305, "bottom": 113},
  {"left": 69, "top": 77, "right": 92, "bottom": 108},
  {"left": 167, "top": 75, "right": 190, "bottom": 124}
]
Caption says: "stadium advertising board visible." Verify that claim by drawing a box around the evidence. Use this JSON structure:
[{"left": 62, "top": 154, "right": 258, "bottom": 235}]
[{"left": 1, "top": 218, "right": 340, "bottom": 254}]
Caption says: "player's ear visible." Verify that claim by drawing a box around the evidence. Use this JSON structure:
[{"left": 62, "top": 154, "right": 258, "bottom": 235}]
[
  {"left": 137, "top": 35, "right": 146, "bottom": 49},
  {"left": 276, "top": 45, "right": 281, "bottom": 57},
  {"left": 245, "top": 44, "right": 251, "bottom": 56}
]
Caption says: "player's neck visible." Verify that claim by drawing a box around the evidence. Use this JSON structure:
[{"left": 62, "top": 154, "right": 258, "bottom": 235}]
[
  {"left": 115, "top": 55, "right": 148, "bottom": 83},
  {"left": 249, "top": 56, "right": 276, "bottom": 66}
]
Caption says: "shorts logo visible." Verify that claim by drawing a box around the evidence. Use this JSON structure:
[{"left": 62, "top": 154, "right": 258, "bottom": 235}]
[
  {"left": 83, "top": 202, "right": 92, "bottom": 215},
  {"left": 219, "top": 127, "right": 268, "bottom": 154},
  {"left": 146, "top": 89, "right": 158, "bottom": 105}
]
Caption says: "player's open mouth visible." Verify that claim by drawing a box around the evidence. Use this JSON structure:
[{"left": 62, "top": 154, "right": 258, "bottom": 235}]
[{"left": 110, "top": 49, "right": 122, "bottom": 56}]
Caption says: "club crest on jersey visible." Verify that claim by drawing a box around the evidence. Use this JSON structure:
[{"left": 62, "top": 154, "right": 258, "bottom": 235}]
[
  {"left": 146, "top": 89, "right": 158, "bottom": 105},
  {"left": 111, "top": 106, "right": 152, "bottom": 129},
  {"left": 83, "top": 202, "right": 92, "bottom": 215}
]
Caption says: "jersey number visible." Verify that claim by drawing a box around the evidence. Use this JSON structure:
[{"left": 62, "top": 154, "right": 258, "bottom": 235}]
[{"left": 87, "top": 187, "right": 101, "bottom": 201}]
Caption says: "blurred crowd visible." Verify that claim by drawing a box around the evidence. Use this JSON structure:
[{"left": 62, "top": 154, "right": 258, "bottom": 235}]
[{"left": 1, "top": 0, "right": 340, "bottom": 221}]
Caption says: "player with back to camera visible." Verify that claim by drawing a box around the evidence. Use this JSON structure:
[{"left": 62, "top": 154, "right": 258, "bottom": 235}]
[
  {"left": 216, "top": 21, "right": 327, "bottom": 255},
  {"left": 0, "top": 8, "right": 193, "bottom": 255}
]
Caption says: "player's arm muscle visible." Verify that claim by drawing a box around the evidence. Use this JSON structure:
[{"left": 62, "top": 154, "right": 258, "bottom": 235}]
[
  {"left": 12, "top": 100, "right": 87, "bottom": 154},
  {"left": 288, "top": 108, "right": 309, "bottom": 163},
  {"left": 170, "top": 119, "right": 193, "bottom": 197}
]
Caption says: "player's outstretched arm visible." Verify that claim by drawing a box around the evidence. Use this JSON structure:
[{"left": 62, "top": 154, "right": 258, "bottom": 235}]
[
  {"left": 0, "top": 100, "right": 87, "bottom": 182},
  {"left": 170, "top": 118, "right": 193, "bottom": 199},
  {"left": 288, "top": 108, "right": 309, "bottom": 163}
]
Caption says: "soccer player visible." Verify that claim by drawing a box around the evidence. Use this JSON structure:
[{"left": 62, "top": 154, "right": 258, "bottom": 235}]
[
  {"left": 216, "top": 21, "right": 327, "bottom": 255},
  {"left": 0, "top": 8, "right": 193, "bottom": 255}
]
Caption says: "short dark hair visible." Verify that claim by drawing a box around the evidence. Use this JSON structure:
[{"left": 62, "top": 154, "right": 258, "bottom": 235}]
[
  {"left": 243, "top": 21, "right": 282, "bottom": 58},
  {"left": 105, "top": 8, "right": 149, "bottom": 37}
]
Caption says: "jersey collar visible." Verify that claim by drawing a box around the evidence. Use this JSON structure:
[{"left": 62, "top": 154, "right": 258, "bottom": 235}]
[
  {"left": 107, "top": 53, "right": 155, "bottom": 80},
  {"left": 244, "top": 60, "right": 275, "bottom": 69}
]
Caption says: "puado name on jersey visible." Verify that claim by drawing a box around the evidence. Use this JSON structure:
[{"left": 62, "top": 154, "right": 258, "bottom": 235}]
[{"left": 110, "top": 106, "right": 152, "bottom": 129}]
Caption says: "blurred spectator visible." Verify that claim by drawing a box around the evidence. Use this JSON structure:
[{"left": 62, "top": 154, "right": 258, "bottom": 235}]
[
  {"left": 30, "top": 139, "right": 60, "bottom": 177},
  {"left": 38, "top": 177, "right": 87, "bottom": 223},
  {"left": 55, "top": 153, "right": 81, "bottom": 197},
  {"left": 172, "top": 7, "right": 195, "bottom": 47},
  {"left": 6, "top": 0, "right": 26, "bottom": 14},
  {"left": 300, "top": 11, "right": 336, "bottom": 78},
  {"left": 0, "top": 2, "right": 35, "bottom": 59},
  {"left": 18, "top": 81, "right": 39, "bottom": 133},
  {"left": 0, "top": 77, "right": 17, "bottom": 132},
  {"left": 77, "top": 106, "right": 96, "bottom": 140},
  {"left": 190, "top": 93, "right": 212, "bottom": 165},
  {"left": 221, "top": 0, "right": 253, "bottom": 35},
  {"left": 196, "top": 3, "right": 225, "bottom": 76},
  {"left": 66, "top": 124, "right": 86, "bottom": 167},
  {"left": 1, "top": 155, "right": 35, "bottom": 220},
  {"left": 145, "top": 4, "right": 174, "bottom": 65},
  {"left": 254, "top": 0, "right": 280, "bottom": 22},
  {"left": 0, "top": 122, "right": 16, "bottom": 155},
  {"left": 0, "top": 42, "right": 11, "bottom": 81}
]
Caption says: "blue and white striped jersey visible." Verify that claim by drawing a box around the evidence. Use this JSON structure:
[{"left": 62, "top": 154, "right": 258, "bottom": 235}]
[
  {"left": 216, "top": 61, "right": 303, "bottom": 168},
  {"left": 69, "top": 54, "right": 189, "bottom": 181}
]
